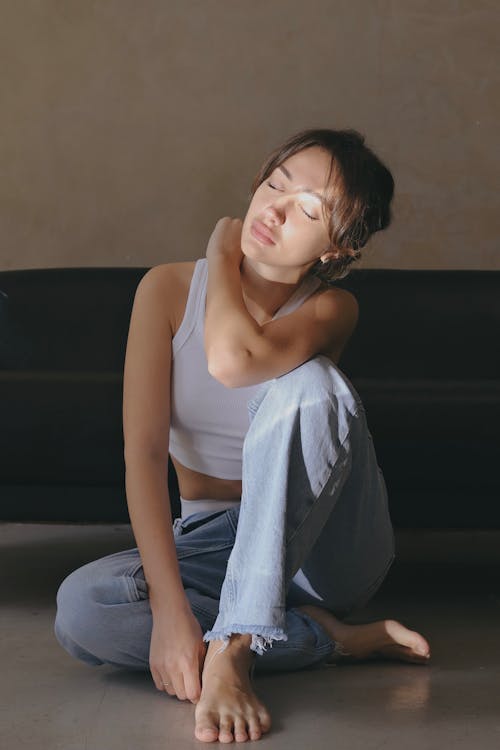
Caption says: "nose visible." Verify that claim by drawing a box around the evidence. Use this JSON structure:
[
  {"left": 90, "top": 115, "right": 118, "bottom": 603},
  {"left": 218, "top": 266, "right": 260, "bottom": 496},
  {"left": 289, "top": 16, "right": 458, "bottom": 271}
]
[{"left": 263, "top": 197, "right": 286, "bottom": 225}]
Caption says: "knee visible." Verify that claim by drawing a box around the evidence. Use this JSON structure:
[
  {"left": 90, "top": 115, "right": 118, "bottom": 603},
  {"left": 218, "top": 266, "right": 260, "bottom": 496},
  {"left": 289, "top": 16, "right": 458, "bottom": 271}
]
[
  {"left": 280, "top": 356, "right": 355, "bottom": 397},
  {"left": 274, "top": 355, "right": 360, "bottom": 424},
  {"left": 54, "top": 561, "right": 110, "bottom": 661},
  {"left": 54, "top": 564, "right": 93, "bottom": 637}
]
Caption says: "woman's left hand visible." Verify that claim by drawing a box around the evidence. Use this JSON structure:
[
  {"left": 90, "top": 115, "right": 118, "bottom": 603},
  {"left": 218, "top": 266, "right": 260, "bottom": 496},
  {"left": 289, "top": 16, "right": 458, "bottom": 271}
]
[{"left": 206, "top": 217, "right": 244, "bottom": 265}]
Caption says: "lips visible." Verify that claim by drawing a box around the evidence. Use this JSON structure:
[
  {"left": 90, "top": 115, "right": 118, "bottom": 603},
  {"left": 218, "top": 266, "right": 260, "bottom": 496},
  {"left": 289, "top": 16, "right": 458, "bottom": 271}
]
[{"left": 251, "top": 220, "right": 276, "bottom": 245}]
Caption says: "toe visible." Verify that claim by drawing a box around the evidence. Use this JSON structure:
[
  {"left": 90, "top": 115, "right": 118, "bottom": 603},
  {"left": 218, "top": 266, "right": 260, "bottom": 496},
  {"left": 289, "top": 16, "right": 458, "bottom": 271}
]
[
  {"left": 377, "top": 644, "right": 430, "bottom": 664},
  {"left": 195, "top": 727, "right": 219, "bottom": 743},
  {"left": 218, "top": 718, "right": 234, "bottom": 744},
  {"left": 219, "top": 716, "right": 234, "bottom": 743},
  {"left": 385, "top": 620, "right": 430, "bottom": 656},
  {"left": 247, "top": 717, "right": 262, "bottom": 741},
  {"left": 257, "top": 706, "right": 272, "bottom": 734},
  {"left": 233, "top": 716, "right": 249, "bottom": 742},
  {"left": 194, "top": 710, "right": 219, "bottom": 743}
]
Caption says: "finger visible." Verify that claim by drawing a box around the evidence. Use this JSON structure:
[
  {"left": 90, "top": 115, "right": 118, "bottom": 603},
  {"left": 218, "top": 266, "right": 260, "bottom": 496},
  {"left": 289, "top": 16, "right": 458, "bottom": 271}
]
[
  {"left": 160, "top": 676, "right": 176, "bottom": 695},
  {"left": 184, "top": 664, "right": 202, "bottom": 704},
  {"left": 151, "top": 664, "right": 175, "bottom": 696},
  {"left": 150, "top": 666, "right": 165, "bottom": 692},
  {"left": 171, "top": 673, "right": 187, "bottom": 702}
]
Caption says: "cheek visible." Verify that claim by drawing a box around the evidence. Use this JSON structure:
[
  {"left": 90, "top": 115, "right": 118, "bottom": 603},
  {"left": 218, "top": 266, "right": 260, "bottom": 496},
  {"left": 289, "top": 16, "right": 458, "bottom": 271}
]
[
  {"left": 243, "top": 194, "right": 260, "bottom": 225},
  {"left": 241, "top": 212, "right": 254, "bottom": 242},
  {"left": 241, "top": 194, "right": 268, "bottom": 242}
]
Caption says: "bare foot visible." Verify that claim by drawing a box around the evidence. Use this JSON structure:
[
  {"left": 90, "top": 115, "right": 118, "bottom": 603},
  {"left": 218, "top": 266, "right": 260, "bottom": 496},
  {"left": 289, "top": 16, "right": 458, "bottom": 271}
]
[
  {"left": 195, "top": 634, "right": 272, "bottom": 743},
  {"left": 298, "top": 605, "right": 431, "bottom": 665}
]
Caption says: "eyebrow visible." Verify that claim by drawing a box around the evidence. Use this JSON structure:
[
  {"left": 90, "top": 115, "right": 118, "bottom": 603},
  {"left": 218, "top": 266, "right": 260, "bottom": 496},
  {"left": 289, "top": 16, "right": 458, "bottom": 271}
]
[{"left": 278, "top": 165, "right": 324, "bottom": 202}]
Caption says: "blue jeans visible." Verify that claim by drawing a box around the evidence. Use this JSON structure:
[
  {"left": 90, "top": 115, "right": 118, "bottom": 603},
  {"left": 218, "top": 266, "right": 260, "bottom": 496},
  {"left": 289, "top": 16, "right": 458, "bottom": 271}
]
[{"left": 54, "top": 356, "right": 395, "bottom": 673}]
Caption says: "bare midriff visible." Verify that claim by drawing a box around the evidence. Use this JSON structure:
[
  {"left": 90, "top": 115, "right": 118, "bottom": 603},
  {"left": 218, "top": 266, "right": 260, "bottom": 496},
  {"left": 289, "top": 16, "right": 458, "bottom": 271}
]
[{"left": 170, "top": 454, "right": 243, "bottom": 502}]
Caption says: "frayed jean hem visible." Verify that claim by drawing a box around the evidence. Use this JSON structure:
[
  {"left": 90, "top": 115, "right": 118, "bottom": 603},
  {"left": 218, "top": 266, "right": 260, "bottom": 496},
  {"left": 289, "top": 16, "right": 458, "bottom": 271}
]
[{"left": 203, "top": 625, "right": 289, "bottom": 656}]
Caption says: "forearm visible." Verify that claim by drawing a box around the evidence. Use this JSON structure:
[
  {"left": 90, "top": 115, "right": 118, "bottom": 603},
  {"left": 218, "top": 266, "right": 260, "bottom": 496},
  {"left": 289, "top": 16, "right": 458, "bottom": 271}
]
[
  {"left": 205, "top": 254, "right": 263, "bottom": 366},
  {"left": 125, "top": 457, "right": 190, "bottom": 614}
]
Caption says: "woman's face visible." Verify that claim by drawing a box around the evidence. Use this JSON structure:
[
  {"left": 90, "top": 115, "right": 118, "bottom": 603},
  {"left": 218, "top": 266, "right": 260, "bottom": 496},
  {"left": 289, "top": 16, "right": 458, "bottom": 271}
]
[{"left": 241, "top": 146, "right": 336, "bottom": 284}]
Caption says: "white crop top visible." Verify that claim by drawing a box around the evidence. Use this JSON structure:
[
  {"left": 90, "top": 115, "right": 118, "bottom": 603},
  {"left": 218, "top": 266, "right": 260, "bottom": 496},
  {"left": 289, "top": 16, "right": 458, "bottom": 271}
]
[{"left": 168, "top": 258, "right": 322, "bottom": 480}]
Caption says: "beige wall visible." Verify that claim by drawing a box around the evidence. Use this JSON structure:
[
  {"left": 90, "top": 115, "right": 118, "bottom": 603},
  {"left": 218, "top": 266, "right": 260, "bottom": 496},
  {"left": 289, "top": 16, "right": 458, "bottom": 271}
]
[{"left": 1, "top": 0, "right": 498, "bottom": 272}]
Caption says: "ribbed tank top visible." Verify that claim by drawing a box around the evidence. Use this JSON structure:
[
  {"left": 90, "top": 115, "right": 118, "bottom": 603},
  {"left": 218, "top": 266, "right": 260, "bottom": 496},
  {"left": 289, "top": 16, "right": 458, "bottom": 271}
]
[{"left": 169, "top": 258, "right": 322, "bottom": 480}]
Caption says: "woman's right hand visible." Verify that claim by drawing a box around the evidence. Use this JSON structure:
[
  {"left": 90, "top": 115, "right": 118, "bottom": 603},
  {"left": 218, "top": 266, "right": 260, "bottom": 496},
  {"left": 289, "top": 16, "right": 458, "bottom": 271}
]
[{"left": 149, "top": 602, "right": 208, "bottom": 703}]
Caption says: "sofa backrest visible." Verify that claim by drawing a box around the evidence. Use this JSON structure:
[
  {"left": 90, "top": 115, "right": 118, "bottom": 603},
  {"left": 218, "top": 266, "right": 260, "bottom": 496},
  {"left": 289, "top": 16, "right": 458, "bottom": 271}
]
[
  {"left": 0, "top": 266, "right": 498, "bottom": 526},
  {"left": 0, "top": 268, "right": 145, "bottom": 372},
  {"left": 1, "top": 267, "right": 499, "bottom": 378},
  {"left": 336, "top": 269, "right": 499, "bottom": 379}
]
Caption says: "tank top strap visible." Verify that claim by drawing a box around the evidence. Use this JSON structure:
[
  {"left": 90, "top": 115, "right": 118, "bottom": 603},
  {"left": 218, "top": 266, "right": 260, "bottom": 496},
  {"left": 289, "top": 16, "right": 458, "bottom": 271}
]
[
  {"left": 272, "top": 273, "right": 323, "bottom": 321},
  {"left": 172, "top": 258, "right": 208, "bottom": 355}
]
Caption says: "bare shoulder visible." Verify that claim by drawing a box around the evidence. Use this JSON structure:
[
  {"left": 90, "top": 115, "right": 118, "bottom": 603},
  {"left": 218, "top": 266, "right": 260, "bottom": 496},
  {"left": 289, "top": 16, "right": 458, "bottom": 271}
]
[
  {"left": 139, "top": 261, "right": 197, "bottom": 335},
  {"left": 312, "top": 283, "right": 359, "bottom": 322},
  {"left": 312, "top": 284, "right": 359, "bottom": 363},
  {"left": 141, "top": 261, "right": 196, "bottom": 288}
]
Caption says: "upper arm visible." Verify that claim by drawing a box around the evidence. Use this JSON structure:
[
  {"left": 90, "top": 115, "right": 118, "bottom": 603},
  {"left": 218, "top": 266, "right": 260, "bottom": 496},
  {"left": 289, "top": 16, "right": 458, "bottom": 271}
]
[
  {"left": 122, "top": 264, "right": 175, "bottom": 463},
  {"left": 215, "top": 288, "right": 359, "bottom": 388}
]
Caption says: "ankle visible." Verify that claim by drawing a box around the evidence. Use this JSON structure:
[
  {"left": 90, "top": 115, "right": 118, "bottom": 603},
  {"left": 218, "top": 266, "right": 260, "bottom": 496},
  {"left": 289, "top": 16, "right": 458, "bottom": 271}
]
[
  {"left": 227, "top": 633, "right": 253, "bottom": 651},
  {"left": 204, "top": 635, "right": 254, "bottom": 672},
  {"left": 206, "top": 634, "right": 252, "bottom": 656}
]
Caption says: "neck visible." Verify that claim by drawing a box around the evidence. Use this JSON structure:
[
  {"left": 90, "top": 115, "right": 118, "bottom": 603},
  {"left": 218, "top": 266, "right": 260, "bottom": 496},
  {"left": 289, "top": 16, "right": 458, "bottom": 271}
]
[{"left": 240, "top": 257, "right": 311, "bottom": 322}]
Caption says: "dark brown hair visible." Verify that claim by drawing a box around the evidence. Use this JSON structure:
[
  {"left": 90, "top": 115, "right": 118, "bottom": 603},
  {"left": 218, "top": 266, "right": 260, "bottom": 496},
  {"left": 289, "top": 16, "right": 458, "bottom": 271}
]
[{"left": 250, "top": 128, "right": 395, "bottom": 283}]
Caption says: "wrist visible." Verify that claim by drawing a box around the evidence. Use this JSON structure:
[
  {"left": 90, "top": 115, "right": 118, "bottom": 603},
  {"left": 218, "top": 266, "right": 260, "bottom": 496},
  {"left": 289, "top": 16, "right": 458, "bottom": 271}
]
[
  {"left": 206, "top": 217, "right": 244, "bottom": 265},
  {"left": 207, "top": 249, "right": 236, "bottom": 265},
  {"left": 149, "top": 586, "right": 190, "bottom": 616}
]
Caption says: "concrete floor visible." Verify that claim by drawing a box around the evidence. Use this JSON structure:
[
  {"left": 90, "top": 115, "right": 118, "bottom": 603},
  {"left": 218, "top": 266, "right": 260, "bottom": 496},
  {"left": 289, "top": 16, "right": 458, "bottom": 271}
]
[{"left": 1, "top": 522, "right": 500, "bottom": 749}]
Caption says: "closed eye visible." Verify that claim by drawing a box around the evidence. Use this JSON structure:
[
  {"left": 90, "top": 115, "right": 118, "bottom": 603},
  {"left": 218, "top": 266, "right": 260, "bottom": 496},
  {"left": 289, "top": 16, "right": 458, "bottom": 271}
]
[{"left": 266, "top": 182, "right": 318, "bottom": 221}]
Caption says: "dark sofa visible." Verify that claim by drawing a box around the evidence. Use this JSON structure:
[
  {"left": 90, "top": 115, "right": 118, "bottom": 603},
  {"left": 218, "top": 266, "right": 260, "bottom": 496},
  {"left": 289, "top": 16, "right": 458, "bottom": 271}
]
[{"left": 1, "top": 266, "right": 498, "bottom": 527}]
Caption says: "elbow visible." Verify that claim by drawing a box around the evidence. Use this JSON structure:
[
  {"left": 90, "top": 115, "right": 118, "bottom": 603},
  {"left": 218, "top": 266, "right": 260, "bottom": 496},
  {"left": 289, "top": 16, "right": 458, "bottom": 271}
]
[{"left": 207, "top": 347, "right": 250, "bottom": 388}]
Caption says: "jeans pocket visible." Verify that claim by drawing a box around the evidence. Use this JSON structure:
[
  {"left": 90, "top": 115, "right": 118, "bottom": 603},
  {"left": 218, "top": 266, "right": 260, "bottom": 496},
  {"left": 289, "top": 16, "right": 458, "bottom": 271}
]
[{"left": 122, "top": 555, "right": 149, "bottom": 600}]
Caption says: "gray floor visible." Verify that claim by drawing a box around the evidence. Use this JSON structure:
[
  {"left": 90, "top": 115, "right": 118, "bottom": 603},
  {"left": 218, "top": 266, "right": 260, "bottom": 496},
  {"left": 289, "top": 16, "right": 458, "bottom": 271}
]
[{"left": 2, "top": 522, "right": 500, "bottom": 749}]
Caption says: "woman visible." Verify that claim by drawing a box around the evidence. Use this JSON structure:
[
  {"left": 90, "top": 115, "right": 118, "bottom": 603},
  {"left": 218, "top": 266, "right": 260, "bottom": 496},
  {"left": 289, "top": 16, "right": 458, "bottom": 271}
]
[{"left": 55, "top": 128, "right": 431, "bottom": 743}]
